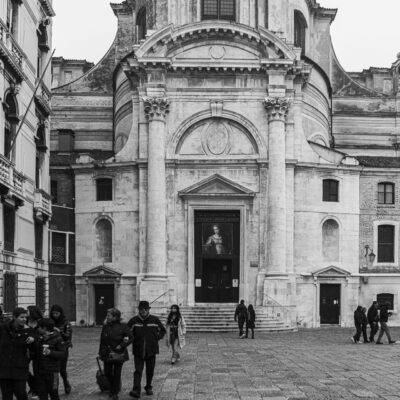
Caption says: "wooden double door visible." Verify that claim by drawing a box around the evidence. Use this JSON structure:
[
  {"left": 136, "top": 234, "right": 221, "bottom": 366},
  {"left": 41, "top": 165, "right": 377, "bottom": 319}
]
[{"left": 194, "top": 210, "right": 240, "bottom": 303}]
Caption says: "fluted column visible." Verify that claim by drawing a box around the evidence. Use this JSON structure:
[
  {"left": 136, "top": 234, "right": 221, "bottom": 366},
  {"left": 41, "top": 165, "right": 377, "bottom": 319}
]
[
  {"left": 143, "top": 96, "right": 169, "bottom": 277},
  {"left": 264, "top": 97, "right": 290, "bottom": 275}
]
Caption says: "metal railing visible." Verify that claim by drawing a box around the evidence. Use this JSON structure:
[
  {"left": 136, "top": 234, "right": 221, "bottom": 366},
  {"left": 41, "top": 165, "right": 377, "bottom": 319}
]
[{"left": 263, "top": 294, "right": 297, "bottom": 328}]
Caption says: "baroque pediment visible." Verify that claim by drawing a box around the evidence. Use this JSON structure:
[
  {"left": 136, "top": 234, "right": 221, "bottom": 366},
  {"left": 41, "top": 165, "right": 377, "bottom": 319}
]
[
  {"left": 312, "top": 266, "right": 351, "bottom": 277},
  {"left": 179, "top": 174, "right": 255, "bottom": 198}
]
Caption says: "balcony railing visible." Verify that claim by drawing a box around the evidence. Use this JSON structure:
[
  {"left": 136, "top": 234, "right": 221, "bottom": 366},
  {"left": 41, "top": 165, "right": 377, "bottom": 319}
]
[
  {"left": 0, "top": 155, "right": 25, "bottom": 201},
  {"left": 34, "top": 189, "right": 52, "bottom": 218},
  {"left": 0, "top": 155, "right": 12, "bottom": 189}
]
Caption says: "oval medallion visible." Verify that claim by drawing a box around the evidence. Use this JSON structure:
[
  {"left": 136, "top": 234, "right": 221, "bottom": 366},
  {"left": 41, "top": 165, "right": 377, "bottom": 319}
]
[
  {"left": 206, "top": 121, "right": 230, "bottom": 155},
  {"left": 209, "top": 46, "right": 226, "bottom": 60}
]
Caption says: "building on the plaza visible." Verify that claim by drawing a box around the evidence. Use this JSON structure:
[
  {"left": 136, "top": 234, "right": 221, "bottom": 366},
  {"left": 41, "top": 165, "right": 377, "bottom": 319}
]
[
  {"left": 0, "top": 0, "right": 54, "bottom": 314},
  {"left": 50, "top": 0, "right": 400, "bottom": 328}
]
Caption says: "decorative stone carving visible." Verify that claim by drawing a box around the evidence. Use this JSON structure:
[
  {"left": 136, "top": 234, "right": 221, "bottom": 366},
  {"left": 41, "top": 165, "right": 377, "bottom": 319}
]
[
  {"left": 210, "top": 100, "right": 223, "bottom": 117},
  {"left": 264, "top": 97, "right": 290, "bottom": 122},
  {"left": 204, "top": 121, "right": 230, "bottom": 155},
  {"left": 209, "top": 46, "right": 226, "bottom": 60},
  {"left": 143, "top": 96, "right": 169, "bottom": 120}
]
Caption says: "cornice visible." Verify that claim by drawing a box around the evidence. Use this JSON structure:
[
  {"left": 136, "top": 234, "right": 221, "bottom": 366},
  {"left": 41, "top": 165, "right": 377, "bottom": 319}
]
[{"left": 38, "top": 0, "right": 56, "bottom": 17}]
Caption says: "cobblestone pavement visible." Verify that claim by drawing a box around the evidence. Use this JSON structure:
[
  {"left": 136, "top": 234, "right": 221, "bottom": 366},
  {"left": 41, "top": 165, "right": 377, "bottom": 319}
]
[{"left": 60, "top": 327, "right": 400, "bottom": 400}]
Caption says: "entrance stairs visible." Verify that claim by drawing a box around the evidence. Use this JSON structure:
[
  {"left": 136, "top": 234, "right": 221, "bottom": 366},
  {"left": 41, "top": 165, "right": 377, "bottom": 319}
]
[{"left": 175, "top": 304, "right": 296, "bottom": 332}]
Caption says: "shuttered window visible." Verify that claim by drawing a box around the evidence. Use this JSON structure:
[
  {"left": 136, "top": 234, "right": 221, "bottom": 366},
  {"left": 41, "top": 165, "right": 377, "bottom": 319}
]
[
  {"left": 378, "top": 182, "right": 394, "bottom": 205},
  {"left": 202, "top": 0, "right": 236, "bottom": 21},
  {"left": 377, "top": 225, "right": 395, "bottom": 263}
]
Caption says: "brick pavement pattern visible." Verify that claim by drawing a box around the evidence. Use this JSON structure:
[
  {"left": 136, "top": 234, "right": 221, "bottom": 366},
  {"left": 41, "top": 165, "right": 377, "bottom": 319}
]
[{"left": 61, "top": 327, "right": 400, "bottom": 400}]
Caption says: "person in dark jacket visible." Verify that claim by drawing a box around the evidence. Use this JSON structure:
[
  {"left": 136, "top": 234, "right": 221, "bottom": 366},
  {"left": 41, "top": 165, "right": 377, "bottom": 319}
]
[
  {"left": 49, "top": 305, "right": 72, "bottom": 394},
  {"left": 35, "top": 318, "right": 66, "bottom": 400},
  {"left": 98, "top": 308, "right": 131, "bottom": 400},
  {"left": 245, "top": 304, "right": 256, "bottom": 339},
  {"left": 234, "top": 300, "right": 248, "bottom": 338},
  {"left": 127, "top": 301, "right": 166, "bottom": 398},
  {"left": 351, "top": 306, "right": 369, "bottom": 343},
  {"left": 0, "top": 307, "right": 35, "bottom": 400},
  {"left": 367, "top": 301, "right": 379, "bottom": 343},
  {"left": 27, "top": 306, "right": 43, "bottom": 398},
  {"left": 376, "top": 302, "right": 396, "bottom": 344}
]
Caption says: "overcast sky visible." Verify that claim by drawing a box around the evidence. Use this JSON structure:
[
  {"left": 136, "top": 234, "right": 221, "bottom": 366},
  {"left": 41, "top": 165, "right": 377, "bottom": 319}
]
[{"left": 53, "top": 0, "right": 400, "bottom": 71}]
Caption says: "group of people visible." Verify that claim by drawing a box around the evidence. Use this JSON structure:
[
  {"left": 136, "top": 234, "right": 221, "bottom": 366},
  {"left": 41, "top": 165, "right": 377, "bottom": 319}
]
[
  {"left": 351, "top": 301, "right": 397, "bottom": 344},
  {"left": 234, "top": 300, "right": 256, "bottom": 339},
  {"left": 98, "top": 301, "right": 186, "bottom": 400},
  {"left": 0, "top": 304, "right": 72, "bottom": 400}
]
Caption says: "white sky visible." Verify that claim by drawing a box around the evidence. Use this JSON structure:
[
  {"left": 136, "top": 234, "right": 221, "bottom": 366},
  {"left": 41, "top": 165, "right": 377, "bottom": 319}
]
[{"left": 53, "top": 0, "right": 400, "bottom": 71}]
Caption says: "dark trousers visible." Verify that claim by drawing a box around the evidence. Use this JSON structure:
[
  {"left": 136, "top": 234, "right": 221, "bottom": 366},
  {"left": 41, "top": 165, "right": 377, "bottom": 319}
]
[
  {"left": 377, "top": 321, "right": 392, "bottom": 343},
  {"left": 246, "top": 326, "right": 254, "bottom": 338},
  {"left": 104, "top": 362, "right": 123, "bottom": 395},
  {"left": 60, "top": 349, "right": 69, "bottom": 387},
  {"left": 369, "top": 321, "right": 379, "bottom": 341},
  {"left": 238, "top": 320, "right": 245, "bottom": 336},
  {"left": 36, "top": 373, "right": 60, "bottom": 400},
  {"left": 133, "top": 355, "right": 156, "bottom": 391},
  {"left": 0, "top": 379, "right": 28, "bottom": 400},
  {"left": 353, "top": 323, "right": 368, "bottom": 342}
]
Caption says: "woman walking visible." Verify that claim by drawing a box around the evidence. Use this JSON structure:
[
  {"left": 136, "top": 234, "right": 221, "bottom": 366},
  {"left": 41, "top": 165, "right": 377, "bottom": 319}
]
[
  {"left": 98, "top": 308, "right": 131, "bottom": 400},
  {"left": 165, "top": 305, "right": 186, "bottom": 364},
  {"left": 246, "top": 305, "right": 256, "bottom": 339}
]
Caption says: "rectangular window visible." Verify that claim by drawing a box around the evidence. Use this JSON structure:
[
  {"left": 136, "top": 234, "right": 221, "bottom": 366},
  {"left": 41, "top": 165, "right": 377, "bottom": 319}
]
[
  {"left": 378, "top": 183, "right": 394, "bottom": 205},
  {"left": 68, "top": 233, "right": 75, "bottom": 264},
  {"left": 202, "top": 0, "right": 235, "bottom": 21},
  {"left": 3, "top": 205, "right": 15, "bottom": 252},
  {"left": 377, "top": 293, "right": 394, "bottom": 310},
  {"left": 64, "top": 71, "right": 72, "bottom": 82},
  {"left": 35, "top": 221, "right": 43, "bottom": 260},
  {"left": 323, "top": 179, "right": 339, "bottom": 202},
  {"left": 51, "top": 232, "right": 66, "bottom": 263},
  {"left": 378, "top": 225, "right": 395, "bottom": 263},
  {"left": 96, "top": 178, "right": 113, "bottom": 201},
  {"left": 35, "top": 276, "right": 46, "bottom": 313},
  {"left": 51, "top": 180, "right": 58, "bottom": 204},
  {"left": 4, "top": 272, "right": 17, "bottom": 313}
]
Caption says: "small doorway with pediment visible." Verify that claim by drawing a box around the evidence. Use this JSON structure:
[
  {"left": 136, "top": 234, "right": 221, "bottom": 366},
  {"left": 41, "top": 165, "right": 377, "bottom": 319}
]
[{"left": 320, "top": 284, "right": 341, "bottom": 324}]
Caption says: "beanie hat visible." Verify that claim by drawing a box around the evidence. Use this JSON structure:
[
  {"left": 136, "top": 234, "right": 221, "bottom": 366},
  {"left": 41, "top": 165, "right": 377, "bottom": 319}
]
[{"left": 138, "top": 301, "right": 150, "bottom": 310}]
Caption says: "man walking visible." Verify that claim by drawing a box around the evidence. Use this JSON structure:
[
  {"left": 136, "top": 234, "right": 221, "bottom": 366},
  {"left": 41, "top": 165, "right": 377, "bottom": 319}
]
[
  {"left": 127, "top": 301, "right": 166, "bottom": 398},
  {"left": 376, "top": 302, "right": 396, "bottom": 344},
  {"left": 234, "top": 300, "right": 247, "bottom": 339},
  {"left": 367, "top": 301, "right": 379, "bottom": 343}
]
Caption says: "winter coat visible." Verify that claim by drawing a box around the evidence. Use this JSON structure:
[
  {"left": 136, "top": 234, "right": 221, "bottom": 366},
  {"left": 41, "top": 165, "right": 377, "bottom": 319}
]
[
  {"left": 35, "top": 331, "right": 66, "bottom": 374},
  {"left": 127, "top": 314, "right": 166, "bottom": 358},
  {"left": 367, "top": 305, "right": 379, "bottom": 324},
  {"left": 361, "top": 311, "right": 368, "bottom": 327},
  {"left": 379, "top": 305, "right": 392, "bottom": 323},
  {"left": 246, "top": 308, "right": 256, "bottom": 329},
  {"left": 234, "top": 304, "right": 248, "bottom": 322},
  {"left": 0, "top": 320, "right": 33, "bottom": 380},
  {"left": 354, "top": 306, "right": 363, "bottom": 326},
  {"left": 99, "top": 321, "right": 131, "bottom": 363},
  {"left": 50, "top": 306, "right": 72, "bottom": 348},
  {"left": 166, "top": 316, "right": 187, "bottom": 349}
]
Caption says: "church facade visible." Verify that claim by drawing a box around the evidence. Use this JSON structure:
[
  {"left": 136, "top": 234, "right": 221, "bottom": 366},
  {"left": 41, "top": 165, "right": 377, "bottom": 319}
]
[{"left": 50, "top": 0, "right": 400, "bottom": 327}]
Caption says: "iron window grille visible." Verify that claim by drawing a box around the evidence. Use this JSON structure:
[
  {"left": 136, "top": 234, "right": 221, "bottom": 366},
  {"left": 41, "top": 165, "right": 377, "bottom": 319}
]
[{"left": 202, "top": 0, "right": 236, "bottom": 21}]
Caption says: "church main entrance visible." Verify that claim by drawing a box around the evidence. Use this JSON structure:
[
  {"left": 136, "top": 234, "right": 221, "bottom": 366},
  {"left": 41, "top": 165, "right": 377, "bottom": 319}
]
[{"left": 194, "top": 210, "right": 240, "bottom": 303}]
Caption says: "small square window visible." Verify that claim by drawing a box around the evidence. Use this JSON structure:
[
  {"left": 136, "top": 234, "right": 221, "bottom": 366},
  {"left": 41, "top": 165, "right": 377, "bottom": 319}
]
[
  {"left": 96, "top": 178, "right": 113, "bottom": 201},
  {"left": 322, "top": 179, "right": 339, "bottom": 202}
]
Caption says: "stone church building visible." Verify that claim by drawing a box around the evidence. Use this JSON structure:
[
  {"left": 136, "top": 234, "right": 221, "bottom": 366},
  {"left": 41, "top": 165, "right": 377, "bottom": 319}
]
[{"left": 50, "top": 0, "right": 400, "bottom": 328}]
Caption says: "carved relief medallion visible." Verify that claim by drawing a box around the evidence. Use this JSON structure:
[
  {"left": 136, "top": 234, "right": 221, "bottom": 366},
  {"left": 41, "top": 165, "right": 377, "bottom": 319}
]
[
  {"left": 209, "top": 46, "right": 226, "bottom": 60},
  {"left": 202, "top": 120, "right": 231, "bottom": 155}
]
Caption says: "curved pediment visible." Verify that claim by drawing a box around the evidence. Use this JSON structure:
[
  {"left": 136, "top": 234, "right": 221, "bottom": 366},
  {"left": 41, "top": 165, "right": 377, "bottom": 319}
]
[{"left": 132, "top": 21, "right": 297, "bottom": 71}]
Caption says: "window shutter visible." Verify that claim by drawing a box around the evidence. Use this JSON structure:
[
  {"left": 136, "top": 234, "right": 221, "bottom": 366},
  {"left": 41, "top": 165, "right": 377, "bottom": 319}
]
[{"left": 4, "top": 272, "right": 17, "bottom": 313}]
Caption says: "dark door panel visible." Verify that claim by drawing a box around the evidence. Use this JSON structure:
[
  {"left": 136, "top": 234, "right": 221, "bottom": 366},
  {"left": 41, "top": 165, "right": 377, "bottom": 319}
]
[
  {"left": 94, "top": 284, "right": 114, "bottom": 325},
  {"left": 320, "top": 284, "right": 340, "bottom": 324}
]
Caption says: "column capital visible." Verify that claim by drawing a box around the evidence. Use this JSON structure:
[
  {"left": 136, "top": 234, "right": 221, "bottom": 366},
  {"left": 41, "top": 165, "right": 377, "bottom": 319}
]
[
  {"left": 143, "top": 96, "right": 169, "bottom": 121},
  {"left": 264, "top": 97, "right": 290, "bottom": 122}
]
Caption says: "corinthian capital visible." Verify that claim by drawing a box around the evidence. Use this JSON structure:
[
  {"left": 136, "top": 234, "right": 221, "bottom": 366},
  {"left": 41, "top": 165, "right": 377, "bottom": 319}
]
[
  {"left": 264, "top": 97, "right": 290, "bottom": 122},
  {"left": 143, "top": 96, "right": 169, "bottom": 120}
]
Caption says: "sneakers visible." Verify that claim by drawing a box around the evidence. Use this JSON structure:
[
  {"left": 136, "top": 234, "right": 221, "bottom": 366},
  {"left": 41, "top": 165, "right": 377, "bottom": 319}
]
[
  {"left": 171, "top": 356, "right": 176, "bottom": 365},
  {"left": 376, "top": 341, "right": 383, "bottom": 344},
  {"left": 129, "top": 390, "right": 141, "bottom": 398},
  {"left": 389, "top": 340, "right": 397, "bottom": 344},
  {"left": 240, "top": 334, "right": 246, "bottom": 339},
  {"left": 350, "top": 337, "right": 357, "bottom": 344},
  {"left": 145, "top": 387, "right": 154, "bottom": 396}
]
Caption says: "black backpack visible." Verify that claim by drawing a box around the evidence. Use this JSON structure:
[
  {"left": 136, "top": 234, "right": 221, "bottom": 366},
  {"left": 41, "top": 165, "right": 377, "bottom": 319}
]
[{"left": 96, "top": 357, "right": 110, "bottom": 392}]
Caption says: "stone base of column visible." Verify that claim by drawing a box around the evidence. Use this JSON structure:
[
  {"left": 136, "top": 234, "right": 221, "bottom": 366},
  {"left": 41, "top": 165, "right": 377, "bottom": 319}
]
[
  {"left": 137, "top": 275, "right": 172, "bottom": 313},
  {"left": 263, "top": 275, "right": 290, "bottom": 306}
]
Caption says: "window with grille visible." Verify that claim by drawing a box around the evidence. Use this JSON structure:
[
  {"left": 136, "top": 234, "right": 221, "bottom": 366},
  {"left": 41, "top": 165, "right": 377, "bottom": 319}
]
[
  {"left": 322, "top": 179, "right": 339, "bottom": 202},
  {"left": 51, "top": 232, "right": 66, "bottom": 263},
  {"left": 35, "top": 221, "right": 43, "bottom": 260},
  {"left": 96, "top": 178, "right": 113, "bottom": 201},
  {"left": 4, "top": 272, "right": 17, "bottom": 313},
  {"left": 96, "top": 219, "right": 112, "bottom": 262},
  {"left": 378, "top": 182, "right": 394, "bottom": 205},
  {"left": 69, "top": 233, "right": 75, "bottom": 264},
  {"left": 377, "top": 225, "right": 395, "bottom": 263},
  {"left": 202, "top": 0, "right": 236, "bottom": 21},
  {"left": 35, "top": 276, "right": 46, "bottom": 313},
  {"left": 377, "top": 293, "right": 394, "bottom": 310},
  {"left": 3, "top": 205, "right": 15, "bottom": 252},
  {"left": 51, "top": 180, "right": 58, "bottom": 204}
]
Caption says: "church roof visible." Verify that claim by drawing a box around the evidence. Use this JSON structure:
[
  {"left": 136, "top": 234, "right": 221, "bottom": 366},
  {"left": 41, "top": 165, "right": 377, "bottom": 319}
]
[{"left": 356, "top": 156, "right": 400, "bottom": 168}]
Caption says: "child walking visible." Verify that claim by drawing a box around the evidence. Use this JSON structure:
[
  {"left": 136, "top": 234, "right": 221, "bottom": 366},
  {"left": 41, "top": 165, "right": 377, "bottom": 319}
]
[
  {"left": 246, "top": 304, "right": 256, "bottom": 339},
  {"left": 166, "top": 305, "right": 186, "bottom": 364}
]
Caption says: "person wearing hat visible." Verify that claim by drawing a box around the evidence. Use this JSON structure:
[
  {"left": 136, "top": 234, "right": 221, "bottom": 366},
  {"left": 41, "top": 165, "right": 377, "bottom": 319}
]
[
  {"left": 49, "top": 305, "right": 72, "bottom": 394},
  {"left": 127, "top": 301, "right": 166, "bottom": 398},
  {"left": 0, "top": 307, "right": 35, "bottom": 400}
]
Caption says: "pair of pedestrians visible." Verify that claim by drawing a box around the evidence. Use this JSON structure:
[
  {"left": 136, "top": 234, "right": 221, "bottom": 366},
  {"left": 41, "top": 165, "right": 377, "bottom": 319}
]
[
  {"left": 234, "top": 300, "right": 256, "bottom": 339},
  {"left": 98, "top": 302, "right": 186, "bottom": 400}
]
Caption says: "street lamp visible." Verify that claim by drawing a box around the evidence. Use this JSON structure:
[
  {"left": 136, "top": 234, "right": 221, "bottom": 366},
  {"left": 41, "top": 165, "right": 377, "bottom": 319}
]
[{"left": 364, "top": 245, "right": 376, "bottom": 264}]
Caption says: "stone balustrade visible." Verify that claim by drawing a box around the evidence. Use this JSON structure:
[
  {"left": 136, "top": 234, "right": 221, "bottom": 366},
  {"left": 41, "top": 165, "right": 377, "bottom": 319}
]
[{"left": 34, "top": 189, "right": 52, "bottom": 218}]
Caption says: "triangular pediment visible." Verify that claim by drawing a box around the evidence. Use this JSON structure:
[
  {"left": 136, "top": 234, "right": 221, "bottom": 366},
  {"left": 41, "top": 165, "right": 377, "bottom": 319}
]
[
  {"left": 83, "top": 265, "right": 122, "bottom": 278},
  {"left": 312, "top": 266, "right": 351, "bottom": 277},
  {"left": 179, "top": 174, "right": 255, "bottom": 198}
]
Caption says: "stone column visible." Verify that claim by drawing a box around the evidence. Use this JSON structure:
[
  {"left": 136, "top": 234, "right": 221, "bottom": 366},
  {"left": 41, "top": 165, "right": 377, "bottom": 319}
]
[
  {"left": 143, "top": 96, "right": 169, "bottom": 277},
  {"left": 264, "top": 97, "right": 290, "bottom": 275}
]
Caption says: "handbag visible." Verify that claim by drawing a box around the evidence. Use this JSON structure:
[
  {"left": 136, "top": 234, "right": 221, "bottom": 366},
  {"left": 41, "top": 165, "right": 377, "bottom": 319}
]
[
  {"left": 106, "top": 346, "right": 127, "bottom": 363},
  {"left": 96, "top": 357, "right": 110, "bottom": 392}
]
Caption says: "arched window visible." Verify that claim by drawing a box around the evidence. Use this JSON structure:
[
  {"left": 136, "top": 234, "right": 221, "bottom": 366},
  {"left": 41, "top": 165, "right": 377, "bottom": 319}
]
[
  {"left": 323, "top": 179, "right": 339, "bottom": 202},
  {"left": 377, "top": 293, "right": 394, "bottom": 310},
  {"left": 3, "top": 91, "right": 19, "bottom": 160},
  {"left": 137, "top": 7, "right": 147, "bottom": 41},
  {"left": 294, "top": 10, "right": 307, "bottom": 55},
  {"left": 377, "top": 225, "right": 395, "bottom": 263},
  {"left": 378, "top": 182, "right": 394, "bottom": 205},
  {"left": 95, "top": 219, "right": 112, "bottom": 262},
  {"left": 202, "top": 0, "right": 236, "bottom": 21},
  {"left": 322, "top": 219, "right": 339, "bottom": 261}
]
